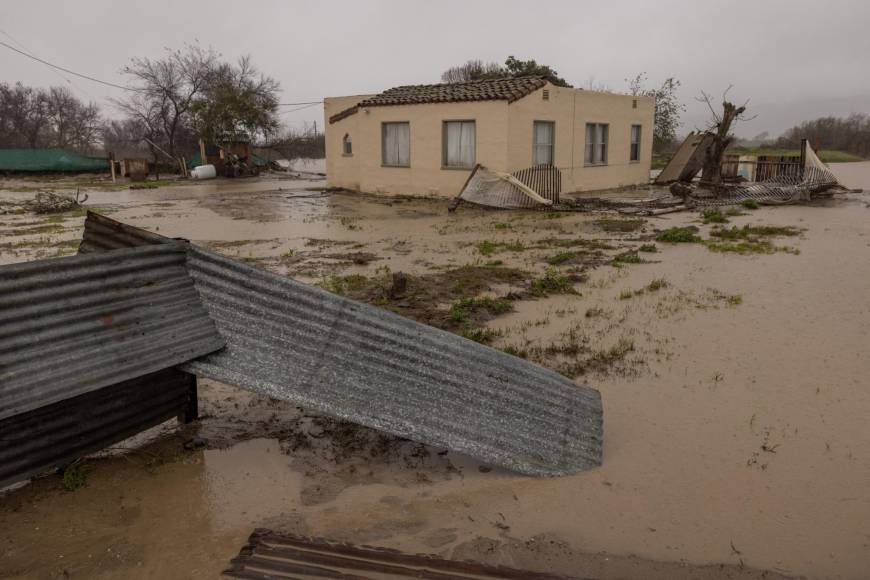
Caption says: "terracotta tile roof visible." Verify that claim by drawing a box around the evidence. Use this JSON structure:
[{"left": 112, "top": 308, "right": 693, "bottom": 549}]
[{"left": 329, "top": 76, "right": 548, "bottom": 124}]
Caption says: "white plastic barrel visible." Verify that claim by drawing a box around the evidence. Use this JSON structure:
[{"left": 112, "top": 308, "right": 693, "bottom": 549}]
[{"left": 190, "top": 164, "right": 217, "bottom": 180}]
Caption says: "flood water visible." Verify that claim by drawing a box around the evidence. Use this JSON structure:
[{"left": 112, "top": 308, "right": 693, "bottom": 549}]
[{"left": 1, "top": 164, "right": 869, "bottom": 579}]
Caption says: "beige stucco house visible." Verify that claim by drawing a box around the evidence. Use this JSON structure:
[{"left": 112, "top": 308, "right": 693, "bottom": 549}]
[{"left": 324, "top": 77, "right": 654, "bottom": 197}]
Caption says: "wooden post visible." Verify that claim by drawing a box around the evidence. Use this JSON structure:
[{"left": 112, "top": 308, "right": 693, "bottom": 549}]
[
  {"left": 177, "top": 373, "right": 198, "bottom": 424},
  {"left": 109, "top": 152, "right": 116, "bottom": 182},
  {"left": 199, "top": 139, "right": 207, "bottom": 167}
]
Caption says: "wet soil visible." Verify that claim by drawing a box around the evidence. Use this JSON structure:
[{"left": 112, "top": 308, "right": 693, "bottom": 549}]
[{"left": 2, "top": 164, "right": 870, "bottom": 579}]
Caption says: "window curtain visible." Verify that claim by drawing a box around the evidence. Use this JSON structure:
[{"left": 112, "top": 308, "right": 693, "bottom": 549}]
[
  {"left": 533, "top": 121, "right": 554, "bottom": 165},
  {"left": 383, "top": 123, "right": 410, "bottom": 166},
  {"left": 445, "top": 121, "right": 475, "bottom": 167}
]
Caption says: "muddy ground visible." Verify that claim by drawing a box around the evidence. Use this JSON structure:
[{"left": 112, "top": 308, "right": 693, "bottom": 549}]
[{"left": 1, "top": 164, "right": 870, "bottom": 579}]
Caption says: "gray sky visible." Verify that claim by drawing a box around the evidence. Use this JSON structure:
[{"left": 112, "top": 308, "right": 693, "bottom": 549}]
[{"left": 2, "top": 0, "right": 869, "bottom": 138}]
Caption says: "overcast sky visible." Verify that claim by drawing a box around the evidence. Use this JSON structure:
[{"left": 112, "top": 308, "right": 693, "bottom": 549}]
[{"left": 2, "top": 0, "right": 869, "bottom": 138}]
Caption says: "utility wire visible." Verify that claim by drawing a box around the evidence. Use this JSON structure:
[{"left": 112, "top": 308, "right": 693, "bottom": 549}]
[
  {"left": 1, "top": 38, "right": 323, "bottom": 108},
  {"left": 0, "top": 29, "right": 100, "bottom": 102},
  {"left": 0, "top": 40, "right": 139, "bottom": 92},
  {"left": 278, "top": 102, "right": 322, "bottom": 114}
]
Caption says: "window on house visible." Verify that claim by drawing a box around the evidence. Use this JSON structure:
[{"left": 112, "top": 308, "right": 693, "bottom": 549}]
[
  {"left": 342, "top": 134, "right": 352, "bottom": 156},
  {"left": 382, "top": 122, "right": 410, "bottom": 167},
  {"left": 584, "top": 123, "right": 609, "bottom": 165},
  {"left": 533, "top": 121, "right": 555, "bottom": 165},
  {"left": 630, "top": 125, "right": 641, "bottom": 162},
  {"left": 442, "top": 121, "right": 476, "bottom": 168}
]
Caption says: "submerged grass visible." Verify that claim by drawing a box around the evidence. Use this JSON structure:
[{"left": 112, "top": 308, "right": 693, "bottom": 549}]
[
  {"left": 657, "top": 227, "right": 702, "bottom": 243},
  {"left": 701, "top": 208, "right": 728, "bottom": 224},
  {"left": 530, "top": 267, "right": 578, "bottom": 296},
  {"left": 612, "top": 250, "right": 642, "bottom": 265}
]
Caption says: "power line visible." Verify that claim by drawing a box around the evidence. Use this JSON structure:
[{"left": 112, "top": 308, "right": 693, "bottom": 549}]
[
  {"left": 1, "top": 37, "right": 322, "bottom": 109},
  {"left": 0, "top": 40, "right": 139, "bottom": 92},
  {"left": 0, "top": 29, "right": 100, "bottom": 103},
  {"left": 278, "top": 102, "right": 322, "bottom": 114}
]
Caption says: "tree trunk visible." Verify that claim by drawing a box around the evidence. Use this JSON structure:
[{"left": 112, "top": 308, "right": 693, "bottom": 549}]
[{"left": 701, "top": 101, "right": 745, "bottom": 185}]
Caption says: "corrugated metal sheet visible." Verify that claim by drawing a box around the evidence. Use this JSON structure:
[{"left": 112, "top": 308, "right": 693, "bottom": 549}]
[
  {"left": 224, "top": 529, "right": 583, "bottom": 579},
  {"left": 80, "top": 213, "right": 603, "bottom": 476},
  {"left": 0, "top": 244, "right": 225, "bottom": 421},
  {"left": 0, "top": 368, "right": 195, "bottom": 489}
]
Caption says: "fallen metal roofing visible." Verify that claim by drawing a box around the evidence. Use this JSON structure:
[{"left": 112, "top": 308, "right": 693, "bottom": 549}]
[
  {"left": 0, "top": 368, "right": 196, "bottom": 489},
  {"left": 654, "top": 131, "right": 714, "bottom": 184},
  {"left": 79, "top": 213, "right": 603, "bottom": 476},
  {"left": 0, "top": 244, "right": 225, "bottom": 421},
  {"left": 224, "top": 529, "right": 583, "bottom": 579}
]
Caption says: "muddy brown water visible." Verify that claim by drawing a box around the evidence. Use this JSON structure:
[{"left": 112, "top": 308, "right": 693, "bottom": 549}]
[{"left": 2, "top": 165, "right": 870, "bottom": 579}]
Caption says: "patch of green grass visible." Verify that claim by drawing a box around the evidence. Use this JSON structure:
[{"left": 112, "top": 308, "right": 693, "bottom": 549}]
[
  {"left": 726, "top": 147, "right": 863, "bottom": 163},
  {"left": 476, "top": 239, "right": 527, "bottom": 256},
  {"left": 727, "top": 294, "right": 743, "bottom": 306},
  {"left": 494, "top": 222, "right": 511, "bottom": 230},
  {"left": 638, "top": 243, "right": 658, "bottom": 253},
  {"left": 612, "top": 250, "right": 642, "bottom": 265},
  {"left": 547, "top": 251, "right": 576, "bottom": 265},
  {"left": 477, "top": 240, "right": 497, "bottom": 256},
  {"left": 725, "top": 208, "right": 746, "bottom": 216},
  {"left": 701, "top": 208, "right": 728, "bottom": 224},
  {"left": 322, "top": 274, "right": 368, "bottom": 295},
  {"left": 657, "top": 227, "right": 702, "bottom": 243},
  {"left": 282, "top": 249, "right": 295, "bottom": 258},
  {"left": 531, "top": 267, "right": 578, "bottom": 296},
  {"left": 461, "top": 327, "right": 501, "bottom": 344},
  {"left": 62, "top": 465, "right": 87, "bottom": 491},
  {"left": 705, "top": 240, "right": 777, "bottom": 254},
  {"left": 710, "top": 225, "right": 802, "bottom": 240},
  {"left": 740, "top": 199, "right": 760, "bottom": 210}
]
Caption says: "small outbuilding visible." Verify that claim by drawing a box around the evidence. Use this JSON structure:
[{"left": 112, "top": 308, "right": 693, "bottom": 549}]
[{"left": 324, "top": 76, "right": 654, "bottom": 197}]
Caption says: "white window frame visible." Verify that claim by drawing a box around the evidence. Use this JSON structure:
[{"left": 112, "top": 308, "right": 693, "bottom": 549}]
[
  {"left": 532, "top": 121, "right": 555, "bottom": 166},
  {"left": 442, "top": 120, "right": 476, "bottom": 169},
  {"left": 585, "top": 122, "right": 609, "bottom": 166},
  {"left": 630, "top": 125, "right": 641, "bottom": 162},
  {"left": 382, "top": 122, "right": 410, "bottom": 167}
]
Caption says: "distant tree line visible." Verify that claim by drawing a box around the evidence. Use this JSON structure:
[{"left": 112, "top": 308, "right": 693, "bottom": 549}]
[
  {"left": 774, "top": 114, "right": 870, "bottom": 158},
  {"left": 0, "top": 83, "right": 101, "bottom": 152}
]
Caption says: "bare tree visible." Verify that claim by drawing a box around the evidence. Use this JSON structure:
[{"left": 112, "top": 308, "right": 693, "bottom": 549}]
[
  {"left": 117, "top": 43, "right": 218, "bottom": 158},
  {"left": 440, "top": 59, "right": 504, "bottom": 83},
  {"left": 697, "top": 86, "right": 754, "bottom": 185}
]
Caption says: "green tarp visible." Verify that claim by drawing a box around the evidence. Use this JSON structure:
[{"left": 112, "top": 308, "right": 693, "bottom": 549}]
[{"left": 0, "top": 149, "right": 109, "bottom": 172}]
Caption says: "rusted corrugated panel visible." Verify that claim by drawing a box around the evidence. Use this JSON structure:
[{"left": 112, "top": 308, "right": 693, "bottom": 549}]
[
  {"left": 224, "top": 529, "right": 584, "bottom": 579},
  {"left": 0, "top": 244, "right": 224, "bottom": 420},
  {"left": 79, "top": 213, "right": 603, "bottom": 477},
  {"left": 0, "top": 368, "right": 195, "bottom": 489}
]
